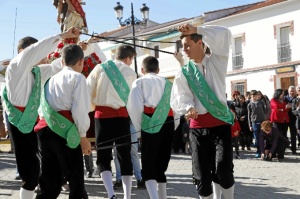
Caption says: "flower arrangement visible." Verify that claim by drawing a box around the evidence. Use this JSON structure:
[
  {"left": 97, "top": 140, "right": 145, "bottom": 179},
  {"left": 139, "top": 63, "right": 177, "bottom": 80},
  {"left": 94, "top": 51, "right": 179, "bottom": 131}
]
[
  {"left": 47, "top": 38, "right": 76, "bottom": 63},
  {"left": 82, "top": 53, "right": 101, "bottom": 77}
]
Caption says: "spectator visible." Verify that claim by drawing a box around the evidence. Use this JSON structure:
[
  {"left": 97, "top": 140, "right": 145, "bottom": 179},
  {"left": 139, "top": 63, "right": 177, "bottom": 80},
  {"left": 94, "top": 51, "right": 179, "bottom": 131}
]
[{"left": 259, "top": 120, "right": 287, "bottom": 161}]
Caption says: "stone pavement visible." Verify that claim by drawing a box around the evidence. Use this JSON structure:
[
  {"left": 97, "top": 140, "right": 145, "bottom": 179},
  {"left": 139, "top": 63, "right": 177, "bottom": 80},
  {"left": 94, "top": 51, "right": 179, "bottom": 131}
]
[{"left": 0, "top": 143, "right": 300, "bottom": 199}]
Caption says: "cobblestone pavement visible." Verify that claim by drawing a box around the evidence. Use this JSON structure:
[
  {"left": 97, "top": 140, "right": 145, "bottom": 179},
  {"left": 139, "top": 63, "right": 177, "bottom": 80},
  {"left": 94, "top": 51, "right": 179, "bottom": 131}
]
[{"left": 0, "top": 143, "right": 299, "bottom": 199}]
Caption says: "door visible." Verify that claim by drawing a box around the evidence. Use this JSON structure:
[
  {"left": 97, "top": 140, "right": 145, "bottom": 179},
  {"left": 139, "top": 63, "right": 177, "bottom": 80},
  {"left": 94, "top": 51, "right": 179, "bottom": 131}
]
[{"left": 280, "top": 76, "right": 294, "bottom": 91}]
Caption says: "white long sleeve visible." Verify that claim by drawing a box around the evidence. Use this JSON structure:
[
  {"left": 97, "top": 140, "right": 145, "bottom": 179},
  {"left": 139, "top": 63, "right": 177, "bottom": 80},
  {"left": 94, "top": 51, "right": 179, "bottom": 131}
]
[
  {"left": 84, "top": 43, "right": 107, "bottom": 62},
  {"left": 171, "top": 25, "right": 232, "bottom": 115},
  {"left": 87, "top": 60, "right": 136, "bottom": 111},
  {"left": 5, "top": 34, "right": 61, "bottom": 107},
  {"left": 45, "top": 67, "right": 90, "bottom": 137},
  {"left": 127, "top": 73, "right": 167, "bottom": 132}
]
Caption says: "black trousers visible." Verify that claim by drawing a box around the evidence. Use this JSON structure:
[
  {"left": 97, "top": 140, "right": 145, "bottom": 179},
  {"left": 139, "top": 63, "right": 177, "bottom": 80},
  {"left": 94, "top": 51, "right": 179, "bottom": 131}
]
[
  {"left": 36, "top": 127, "right": 87, "bottom": 199},
  {"left": 95, "top": 117, "right": 133, "bottom": 175},
  {"left": 288, "top": 119, "right": 297, "bottom": 152},
  {"left": 190, "top": 125, "right": 234, "bottom": 197},
  {"left": 141, "top": 116, "right": 174, "bottom": 182},
  {"left": 10, "top": 123, "right": 40, "bottom": 190}
]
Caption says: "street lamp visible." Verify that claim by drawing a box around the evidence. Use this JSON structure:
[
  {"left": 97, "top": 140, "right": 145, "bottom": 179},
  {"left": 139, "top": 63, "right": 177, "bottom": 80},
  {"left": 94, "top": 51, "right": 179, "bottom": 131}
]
[{"left": 114, "top": 2, "right": 150, "bottom": 74}]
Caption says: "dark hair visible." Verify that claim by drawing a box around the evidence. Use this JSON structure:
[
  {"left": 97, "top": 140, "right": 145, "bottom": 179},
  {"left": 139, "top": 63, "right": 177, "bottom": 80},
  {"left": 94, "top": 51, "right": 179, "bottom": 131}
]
[
  {"left": 17, "top": 36, "right": 38, "bottom": 52},
  {"left": 142, "top": 56, "right": 159, "bottom": 73},
  {"left": 61, "top": 44, "right": 84, "bottom": 66},
  {"left": 239, "top": 95, "right": 245, "bottom": 100},
  {"left": 180, "top": 33, "right": 211, "bottom": 55},
  {"left": 250, "top": 90, "right": 258, "bottom": 95},
  {"left": 232, "top": 90, "right": 240, "bottom": 98},
  {"left": 115, "top": 45, "right": 137, "bottom": 60},
  {"left": 273, "top": 89, "right": 283, "bottom": 99}
]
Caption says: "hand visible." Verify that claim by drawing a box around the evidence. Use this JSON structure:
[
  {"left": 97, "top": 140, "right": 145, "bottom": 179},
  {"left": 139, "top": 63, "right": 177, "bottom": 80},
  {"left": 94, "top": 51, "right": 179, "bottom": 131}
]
[
  {"left": 186, "top": 107, "right": 198, "bottom": 119},
  {"left": 174, "top": 51, "right": 184, "bottom": 66},
  {"left": 60, "top": 27, "right": 81, "bottom": 40},
  {"left": 178, "top": 24, "right": 197, "bottom": 35},
  {"left": 261, "top": 154, "right": 265, "bottom": 160},
  {"left": 240, "top": 117, "right": 244, "bottom": 121},
  {"left": 78, "top": 41, "right": 88, "bottom": 50},
  {"left": 286, "top": 103, "right": 292, "bottom": 109},
  {"left": 57, "top": 15, "right": 61, "bottom": 24},
  {"left": 80, "top": 137, "right": 92, "bottom": 155},
  {"left": 249, "top": 127, "right": 253, "bottom": 132},
  {"left": 87, "top": 33, "right": 101, "bottom": 43}
]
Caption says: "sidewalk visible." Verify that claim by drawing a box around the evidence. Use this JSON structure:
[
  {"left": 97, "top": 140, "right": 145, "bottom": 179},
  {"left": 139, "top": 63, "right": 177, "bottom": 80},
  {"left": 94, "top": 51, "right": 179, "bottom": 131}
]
[{"left": 0, "top": 143, "right": 300, "bottom": 199}]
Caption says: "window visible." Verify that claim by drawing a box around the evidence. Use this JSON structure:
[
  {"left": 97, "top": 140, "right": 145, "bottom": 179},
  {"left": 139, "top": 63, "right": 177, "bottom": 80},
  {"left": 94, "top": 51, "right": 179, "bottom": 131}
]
[
  {"left": 176, "top": 40, "right": 183, "bottom": 52},
  {"left": 231, "top": 79, "right": 247, "bottom": 98},
  {"left": 232, "top": 37, "right": 243, "bottom": 69},
  {"left": 154, "top": 45, "right": 159, "bottom": 58},
  {"left": 278, "top": 27, "right": 291, "bottom": 63}
]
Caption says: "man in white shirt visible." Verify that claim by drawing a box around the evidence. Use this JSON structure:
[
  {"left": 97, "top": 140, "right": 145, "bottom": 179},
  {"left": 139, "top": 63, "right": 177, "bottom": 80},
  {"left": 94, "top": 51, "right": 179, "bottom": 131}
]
[
  {"left": 34, "top": 44, "right": 91, "bottom": 199},
  {"left": 127, "top": 56, "right": 174, "bottom": 199},
  {"left": 171, "top": 24, "right": 235, "bottom": 199},
  {"left": 87, "top": 45, "right": 136, "bottom": 199},
  {"left": 4, "top": 27, "right": 80, "bottom": 199}
]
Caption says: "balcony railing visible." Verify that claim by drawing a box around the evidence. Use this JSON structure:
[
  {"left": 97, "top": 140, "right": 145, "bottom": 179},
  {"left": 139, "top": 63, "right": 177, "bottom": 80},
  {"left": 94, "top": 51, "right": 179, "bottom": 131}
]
[
  {"left": 278, "top": 42, "right": 291, "bottom": 63},
  {"left": 232, "top": 53, "right": 244, "bottom": 69}
]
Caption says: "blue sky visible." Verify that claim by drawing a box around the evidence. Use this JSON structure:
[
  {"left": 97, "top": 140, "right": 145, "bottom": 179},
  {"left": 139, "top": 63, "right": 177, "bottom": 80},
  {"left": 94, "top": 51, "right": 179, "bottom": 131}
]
[{"left": 0, "top": 0, "right": 261, "bottom": 60}]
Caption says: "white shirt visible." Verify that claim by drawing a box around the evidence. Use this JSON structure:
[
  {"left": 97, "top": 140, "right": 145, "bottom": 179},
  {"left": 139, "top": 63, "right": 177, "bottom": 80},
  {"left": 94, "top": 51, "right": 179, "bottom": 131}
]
[
  {"left": 5, "top": 34, "right": 61, "bottom": 107},
  {"left": 170, "top": 25, "right": 232, "bottom": 115},
  {"left": 87, "top": 60, "right": 136, "bottom": 111},
  {"left": 127, "top": 73, "right": 179, "bottom": 134},
  {"left": 45, "top": 67, "right": 90, "bottom": 137}
]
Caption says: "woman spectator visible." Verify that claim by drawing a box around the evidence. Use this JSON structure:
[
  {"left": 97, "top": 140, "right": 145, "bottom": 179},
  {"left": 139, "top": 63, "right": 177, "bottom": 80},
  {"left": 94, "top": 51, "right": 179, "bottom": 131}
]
[
  {"left": 259, "top": 120, "right": 286, "bottom": 161},
  {"left": 257, "top": 91, "right": 271, "bottom": 120},
  {"left": 270, "top": 89, "right": 291, "bottom": 139},
  {"left": 235, "top": 95, "right": 251, "bottom": 150}
]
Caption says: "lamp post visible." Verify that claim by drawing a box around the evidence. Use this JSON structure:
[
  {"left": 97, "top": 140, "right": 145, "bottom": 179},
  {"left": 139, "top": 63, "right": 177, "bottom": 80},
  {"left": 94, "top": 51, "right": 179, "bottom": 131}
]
[{"left": 114, "top": 2, "right": 149, "bottom": 74}]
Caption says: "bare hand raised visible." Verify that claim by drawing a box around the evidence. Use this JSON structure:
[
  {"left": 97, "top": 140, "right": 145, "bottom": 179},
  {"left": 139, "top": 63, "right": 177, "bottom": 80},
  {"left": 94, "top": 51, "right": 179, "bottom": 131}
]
[
  {"left": 178, "top": 24, "right": 197, "bottom": 35},
  {"left": 60, "top": 27, "right": 81, "bottom": 40}
]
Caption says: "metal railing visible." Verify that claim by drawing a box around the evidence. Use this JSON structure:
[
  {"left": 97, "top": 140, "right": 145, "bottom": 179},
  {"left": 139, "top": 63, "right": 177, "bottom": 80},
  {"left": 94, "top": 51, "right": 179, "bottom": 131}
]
[
  {"left": 232, "top": 53, "right": 244, "bottom": 69},
  {"left": 278, "top": 42, "right": 291, "bottom": 63}
]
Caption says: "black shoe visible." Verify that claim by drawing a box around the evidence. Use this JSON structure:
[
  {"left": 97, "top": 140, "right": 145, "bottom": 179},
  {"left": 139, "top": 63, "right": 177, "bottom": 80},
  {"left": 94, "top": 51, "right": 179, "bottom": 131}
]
[
  {"left": 292, "top": 151, "right": 297, "bottom": 155},
  {"left": 247, "top": 147, "right": 251, "bottom": 151},
  {"left": 137, "top": 179, "right": 145, "bottom": 188},
  {"left": 110, "top": 195, "right": 117, "bottom": 199},
  {"left": 235, "top": 155, "right": 241, "bottom": 159},
  {"left": 113, "top": 180, "right": 122, "bottom": 188},
  {"left": 86, "top": 171, "right": 93, "bottom": 178},
  {"left": 241, "top": 147, "right": 245, "bottom": 151},
  {"left": 15, "top": 175, "right": 21, "bottom": 180}
]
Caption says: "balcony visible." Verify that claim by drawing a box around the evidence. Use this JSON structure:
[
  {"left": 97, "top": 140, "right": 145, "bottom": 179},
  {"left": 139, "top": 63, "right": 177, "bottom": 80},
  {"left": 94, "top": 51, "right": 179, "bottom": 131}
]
[
  {"left": 278, "top": 42, "right": 291, "bottom": 63},
  {"left": 232, "top": 53, "right": 244, "bottom": 69}
]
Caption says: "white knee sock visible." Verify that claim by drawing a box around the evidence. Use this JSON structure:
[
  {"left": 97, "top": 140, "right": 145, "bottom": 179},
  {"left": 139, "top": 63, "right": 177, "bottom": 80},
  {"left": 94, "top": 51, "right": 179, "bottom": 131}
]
[
  {"left": 157, "top": 183, "right": 167, "bottom": 199},
  {"left": 101, "top": 171, "right": 115, "bottom": 198},
  {"left": 145, "top": 180, "right": 159, "bottom": 199},
  {"left": 220, "top": 185, "right": 234, "bottom": 199},
  {"left": 122, "top": 175, "right": 132, "bottom": 199},
  {"left": 20, "top": 188, "right": 34, "bottom": 199},
  {"left": 199, "top": 194, "right": 213, "bottom": 199},
  {"left": 212, "top": 182, "right": 222, "bottom": 199}
]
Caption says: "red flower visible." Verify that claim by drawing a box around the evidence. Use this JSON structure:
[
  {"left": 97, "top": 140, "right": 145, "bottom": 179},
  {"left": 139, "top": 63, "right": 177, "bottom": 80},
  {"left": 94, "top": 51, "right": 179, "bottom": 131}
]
[
  {"left": 57, "top": 42, "right": 64, "bottom": 49},
  {"left": 53, "top": 52, "right": 60, "bottom": 58}
]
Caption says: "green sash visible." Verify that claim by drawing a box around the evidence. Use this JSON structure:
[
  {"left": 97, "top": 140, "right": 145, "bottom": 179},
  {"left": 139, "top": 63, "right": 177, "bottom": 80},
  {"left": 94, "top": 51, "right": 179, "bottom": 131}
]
[
  {"left": 101, "top": 60, "right": 130, "bottom": 104},
  {"left": 3, "top": 67, "right": 41, "bottom": 133},
  {"left": 181, "top": 61, "right": 234, "bottom": 125},
  {"left": 141, "top": 79, "right": 172, "bottom": 133},
  {"left": 41, "top": 80, "right": 81, "bottom": 149}
]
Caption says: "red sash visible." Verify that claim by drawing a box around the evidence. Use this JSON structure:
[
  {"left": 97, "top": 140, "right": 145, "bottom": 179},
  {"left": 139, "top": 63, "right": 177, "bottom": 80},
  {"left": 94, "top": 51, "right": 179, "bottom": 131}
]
[
  {"left": 190, "top": 112, "right": 227, "bottom": 128},
  {"left": 69, "top": 0, "right": 87, "bottom": 27},
  {"left": 34, "top": 110, "right": 73, "bottom": 132},
  {"left": 94, "top": 106, "right": 128, "bottom": 118},
  {"left": 143, "top": 106, "right": 173, "bottom": 116}
]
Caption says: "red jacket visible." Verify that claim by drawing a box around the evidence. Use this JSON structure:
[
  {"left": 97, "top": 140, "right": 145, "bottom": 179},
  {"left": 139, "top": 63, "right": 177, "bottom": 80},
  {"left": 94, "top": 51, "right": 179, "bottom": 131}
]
[{"left": 270, "top": 98, "right": 290, "bottom": 123}]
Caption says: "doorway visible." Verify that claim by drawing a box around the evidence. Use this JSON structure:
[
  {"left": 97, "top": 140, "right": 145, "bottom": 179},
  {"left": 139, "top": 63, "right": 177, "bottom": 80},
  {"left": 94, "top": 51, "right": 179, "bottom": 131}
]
[{"left": 280, "top": 76, "right": 295, "bottom": 90}]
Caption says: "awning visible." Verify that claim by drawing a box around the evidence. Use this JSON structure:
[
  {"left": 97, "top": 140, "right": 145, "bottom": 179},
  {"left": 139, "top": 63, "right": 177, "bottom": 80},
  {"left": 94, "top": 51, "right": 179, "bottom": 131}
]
[{"left": 148, "top": 31, "right": 181, "bottom": 42}]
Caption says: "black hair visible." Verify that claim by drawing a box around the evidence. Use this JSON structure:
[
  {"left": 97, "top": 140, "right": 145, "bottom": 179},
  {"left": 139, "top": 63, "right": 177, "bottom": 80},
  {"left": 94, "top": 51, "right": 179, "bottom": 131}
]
[
  {"left": 142, "top": 56, "right": 159, "bottom": 73},
  {"left": 17, "top": 36, "right": 38, "bottom": 52},
  {"left": 61, "top": 44, "right": 84, "bottom": 66},
  {"left": 115, "top": 45, "right": 137, "bottom": 60},
  {"left": 180, "top": 33, "right": 211, "bottom": 55},
  {"left": 273, "top": 89, "right": 284, "bottom": 100}
]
